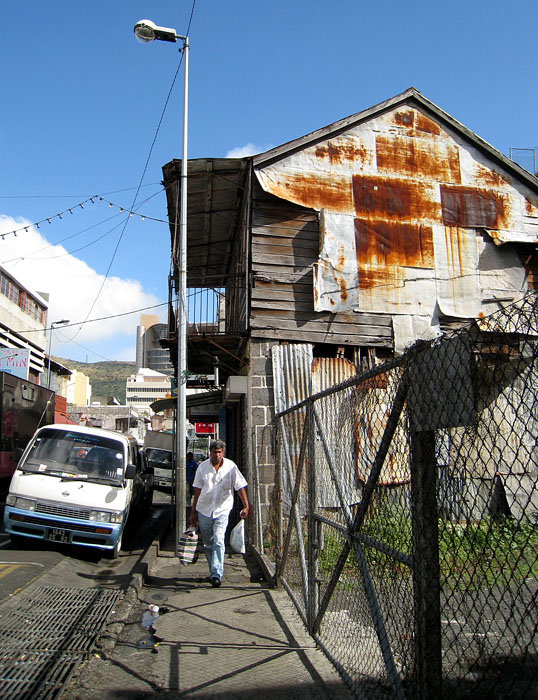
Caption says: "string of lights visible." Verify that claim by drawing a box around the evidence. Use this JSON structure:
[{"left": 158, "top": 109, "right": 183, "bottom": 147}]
[{"left": 0, "top": 193, "right": 169, "bottom": 240}]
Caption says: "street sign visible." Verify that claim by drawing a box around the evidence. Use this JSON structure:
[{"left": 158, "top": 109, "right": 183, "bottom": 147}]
[{"left": 195, "top": 422, "right": 216, "bottom": 435}]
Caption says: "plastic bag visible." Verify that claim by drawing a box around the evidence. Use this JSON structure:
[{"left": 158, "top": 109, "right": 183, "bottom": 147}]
[
  {"left": 230, "top": 519, "right": 245, "bottom": 554},
  {"left": 177, "top": 527, "right": 199, "bottom": 564}
]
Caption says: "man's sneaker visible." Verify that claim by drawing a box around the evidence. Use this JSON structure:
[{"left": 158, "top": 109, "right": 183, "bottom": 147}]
[{"left": 210, "top": 576, "right": 221, "bottom": 588}]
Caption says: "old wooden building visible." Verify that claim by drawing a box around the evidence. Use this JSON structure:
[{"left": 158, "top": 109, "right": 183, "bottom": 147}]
[{"left": 162, "top": 88, "right": 538, "bottom": 545}]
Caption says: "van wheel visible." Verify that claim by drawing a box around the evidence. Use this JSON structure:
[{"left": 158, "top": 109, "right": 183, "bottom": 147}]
[{"left": 107, "top": 535, "right": 122, "bottom": 559}]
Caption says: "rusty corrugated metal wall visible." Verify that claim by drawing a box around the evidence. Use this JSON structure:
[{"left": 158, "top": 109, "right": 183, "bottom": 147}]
[{"left": 255, "top": 101, "right": 538, "bottom": 353}]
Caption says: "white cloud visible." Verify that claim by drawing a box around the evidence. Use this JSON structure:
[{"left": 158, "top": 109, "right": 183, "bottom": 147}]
[
  {"left": 0, "top": 215, "right": 163, "bottom": 362},
  {"left": 226, "top": 143, "right": 272, "bottom": 158}
]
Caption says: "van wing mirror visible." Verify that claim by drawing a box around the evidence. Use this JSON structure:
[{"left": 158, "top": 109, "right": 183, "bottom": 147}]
[{"left": 124, "top": 463, "right": 137, "bottom": 479}]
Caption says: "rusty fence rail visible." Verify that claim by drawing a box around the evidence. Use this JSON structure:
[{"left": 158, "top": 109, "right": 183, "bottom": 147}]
[{"left": 268, "top": 293, "right": 538, "bottom": 699}]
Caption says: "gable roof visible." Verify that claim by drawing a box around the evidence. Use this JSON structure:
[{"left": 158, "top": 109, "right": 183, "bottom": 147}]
[{"left": 254, "top": 87, "right": 538, "bottom": 192}]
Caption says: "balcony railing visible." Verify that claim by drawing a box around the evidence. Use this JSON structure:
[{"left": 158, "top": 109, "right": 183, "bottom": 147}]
[{"left": 187, "top": 283, "right": 247, "bottom": 337}]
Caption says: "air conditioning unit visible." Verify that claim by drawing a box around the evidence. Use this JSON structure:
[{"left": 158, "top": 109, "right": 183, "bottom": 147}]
[{"left": 225, "top": 376, "right": 248, "bottom": 402}]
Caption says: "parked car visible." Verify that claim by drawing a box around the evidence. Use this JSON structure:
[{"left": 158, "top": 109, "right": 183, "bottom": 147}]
[
  {"left": 3, "top": 424, "right": 153, "bottom": 558},
  {"left": 143, "top": 431, "right": 174, "bottom": 490}
]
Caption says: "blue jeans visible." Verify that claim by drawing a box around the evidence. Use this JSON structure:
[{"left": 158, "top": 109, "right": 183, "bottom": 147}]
[{"left": 196, "top": 511, "right": 229, "bottom": 580}]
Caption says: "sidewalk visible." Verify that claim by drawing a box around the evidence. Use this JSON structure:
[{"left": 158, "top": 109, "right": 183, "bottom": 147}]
[{"left": 64, "top": 529, "right": 353, "bottom": 699}]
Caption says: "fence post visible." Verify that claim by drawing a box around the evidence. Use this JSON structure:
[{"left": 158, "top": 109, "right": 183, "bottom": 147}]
[
  {"left": 307, "top": 399, "right": 318, "bottom": 632},
  {"left": 409, "top": 391, "right": 443, "bottom": 697}
]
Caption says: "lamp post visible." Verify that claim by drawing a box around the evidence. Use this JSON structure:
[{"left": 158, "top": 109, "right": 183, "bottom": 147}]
[
  {"left": 47, "top": 319, "right": 70, "bottom": 389},
  {"left": 134, "top": 19, "right": 189, "bottom": 547}
]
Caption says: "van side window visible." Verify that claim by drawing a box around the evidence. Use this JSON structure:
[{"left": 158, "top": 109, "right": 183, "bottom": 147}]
[{"left": 130, "top": 444, "right": 141, "bottom": 472}]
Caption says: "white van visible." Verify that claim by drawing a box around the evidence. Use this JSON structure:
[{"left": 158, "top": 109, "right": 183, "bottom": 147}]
[{"left": 3, "top": 424, "right": 154, "bottom": 558}]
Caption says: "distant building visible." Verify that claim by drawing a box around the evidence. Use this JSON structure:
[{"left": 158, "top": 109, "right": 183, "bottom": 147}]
[
  {"left": 68, "top": 403, "right": 143, "bottom": 440},
  {"left": 0, "top": 265, "right": 49, "bottom": 382},
  {"left": 66, "top": 369, "right": 92, "bottom": 406},
  {"left": 126, "top": 368, "right": 172, "bottom": 418},
  {"left": 135, "top": 314, "right": 173, "bottom": 375}
]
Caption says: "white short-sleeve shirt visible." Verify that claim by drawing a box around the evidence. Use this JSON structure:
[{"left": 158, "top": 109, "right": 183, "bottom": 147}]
[{"left": 193, "top": 457, "right": 247, "bottom": 518}]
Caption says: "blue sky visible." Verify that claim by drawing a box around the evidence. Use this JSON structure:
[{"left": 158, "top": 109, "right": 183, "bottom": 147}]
[{"left": 1, "top": 1, "right": 536, "bottom": 363}]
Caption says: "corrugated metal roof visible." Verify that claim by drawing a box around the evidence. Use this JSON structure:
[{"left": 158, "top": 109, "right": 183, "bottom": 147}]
[{"left": 162, "top": 158, "right": 249, "bottom": 289}]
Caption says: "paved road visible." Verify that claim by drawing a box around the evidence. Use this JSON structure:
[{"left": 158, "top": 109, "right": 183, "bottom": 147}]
[{"left": 0, "top": 489, "right": 171, "bottom": 601}]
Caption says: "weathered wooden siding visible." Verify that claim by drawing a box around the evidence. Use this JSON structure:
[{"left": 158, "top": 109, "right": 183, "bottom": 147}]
[{"left": 250, "top": 185, "right": 393, "bottom": 347}]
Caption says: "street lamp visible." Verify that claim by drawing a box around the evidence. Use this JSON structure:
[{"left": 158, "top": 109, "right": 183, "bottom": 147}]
[
  {"left": 134, "top": 19, "right": 189, "bottom": 547},
  {"left": 47, "top": 319, "right": 70, "bottom": 389}
]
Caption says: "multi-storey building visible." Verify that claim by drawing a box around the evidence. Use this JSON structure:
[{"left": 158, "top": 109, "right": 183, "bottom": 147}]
[
  {"left": 125, "top": 368, "right": 172, "bottom": 419},
  {"left": 135, "top": 314, "right": 173, "bottom": 375},
  {"left": 0, "top": 265, "right": 49, "bottom": 382}
]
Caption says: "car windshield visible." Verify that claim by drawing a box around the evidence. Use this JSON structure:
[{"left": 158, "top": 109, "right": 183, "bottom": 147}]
[
  {"left": 21, "top": 428, "right": 125, "bottom": 484},
  {"left": 145, "top": 448, "right": 173, "bottom": 471}
]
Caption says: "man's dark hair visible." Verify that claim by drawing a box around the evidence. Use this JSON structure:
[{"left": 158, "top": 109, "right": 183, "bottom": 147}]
[{"left": 210, "top": 439, "right": 226, "bottom": 451}]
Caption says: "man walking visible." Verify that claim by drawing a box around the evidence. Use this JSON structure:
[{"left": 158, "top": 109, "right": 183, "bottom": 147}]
[{"left": 189, "top": 440, "right": 249, "bottom": 587}]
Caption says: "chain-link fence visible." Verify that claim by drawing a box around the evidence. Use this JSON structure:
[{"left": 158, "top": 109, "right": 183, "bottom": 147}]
[{"left": 269, "top": 293, "right": 538, "bottom": 699}]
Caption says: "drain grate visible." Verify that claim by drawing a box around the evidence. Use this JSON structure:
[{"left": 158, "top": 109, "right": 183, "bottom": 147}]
[{"left": 0, "top": 586, "right": 121, "bottom": 699}]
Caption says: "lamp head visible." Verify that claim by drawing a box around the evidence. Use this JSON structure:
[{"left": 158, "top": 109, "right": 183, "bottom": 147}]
[{"left": 134, "top": 19, "right": 178, "bottom": 43}]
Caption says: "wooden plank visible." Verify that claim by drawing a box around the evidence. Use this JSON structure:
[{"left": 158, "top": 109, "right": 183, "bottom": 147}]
[
  {"left": 252, "top": 241, "right": 317, "bottom": 257},
  {"left": 252, "top": 269, "right": 314, "bottom": 284},
  {"left": 251, "top": 288, "right": 314, "bottom": 304},
  {"left": 251, "top": 315, "right": 392, "bottom": 337},
  {"left": 252, "top": 257, "right": 314, "bottom": 270},
  {"left": 252, "top": 327, "right": 392, "bottom": 346},
  {"left": 252, "top": 228, "right": 316, "bottom": 241},
  {"left": 253, "top": 220, "right": 319, "bottom": 234},
  {"left": 252, "top": 306, "right": 391, "bottom": 326},
  {"left": 252, "top": 280, "right": 312, "bottom": 293}
]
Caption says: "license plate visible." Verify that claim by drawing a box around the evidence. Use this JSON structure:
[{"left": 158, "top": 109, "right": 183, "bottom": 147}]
[{"left": 47, "top": 528, "right": 70, "bottom": 543}]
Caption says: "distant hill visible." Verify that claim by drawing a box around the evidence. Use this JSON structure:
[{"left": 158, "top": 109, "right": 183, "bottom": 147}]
[{"left": 56, "top": 358, "right": 135, "bottom": 404}]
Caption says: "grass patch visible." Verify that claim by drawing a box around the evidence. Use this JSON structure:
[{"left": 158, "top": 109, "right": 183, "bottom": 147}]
[{"left": 316, "top": 508, "right": 538, "bottom": 589}]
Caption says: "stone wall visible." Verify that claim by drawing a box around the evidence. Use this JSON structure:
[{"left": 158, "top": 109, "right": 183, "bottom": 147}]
[{"left": 249, "top": 339, "right": 278, "bottom": 538}]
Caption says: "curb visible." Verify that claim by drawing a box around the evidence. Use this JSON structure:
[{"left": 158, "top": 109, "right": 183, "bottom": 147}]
[{"left": 95, "top": 504, "right": 173, "bottom": 654}]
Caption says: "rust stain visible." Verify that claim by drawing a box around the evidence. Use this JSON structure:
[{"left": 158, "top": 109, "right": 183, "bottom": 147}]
[
  {"left": 355, "top": 264, "right": 400, "bottom": 293},
  {"left": 472, "top": 164, "right": 510, "bottom": 189},
  {"left": 525, "top": 199, "right": 538, "bottom": 216},
  {"left": 339, "top": 277, "right": 348, "bottom": 303},
  {"left": 443, "top": 226, "right": 465, "bottom": 300},
  {"left": 440, "top": 184, "right": 509, "bottom": 229},
  {"left": 337, "top": 244, "right": 346, "bottom": 269},
  {"left": 376, "top": 135, "right": 461, "bottom": 184},
  {"left": 352, "top": 174, "right": 441, "bottom": 222},
  {"left": 394, "top": 110, "right": 414, "bottom": 128},
  {"left": 276, "top": 173, "right": 352, "bottom": 212},
  {"left": 415, "top": 112, "right": 441, "bottom": 136},
  {"left": 314, "top": 141, "right": 370, "bottom": 165},
  {"left": 355, "top": 218, "right": 435, "bottom": 272}
]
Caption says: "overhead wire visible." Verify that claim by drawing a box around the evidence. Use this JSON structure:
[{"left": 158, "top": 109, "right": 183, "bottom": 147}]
[
  {"left": 65, "top": 4, "right": 198, "bottom": 343},
  {"left": 0, "top": 190, "right": 166, "bottom": 265}
]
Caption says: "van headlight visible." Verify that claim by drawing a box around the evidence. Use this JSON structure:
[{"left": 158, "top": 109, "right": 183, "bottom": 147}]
[
  {"left": 6, "top": 494, "right": 36, "bottom": 511},
  {"left": 89, "top": 510, "right": 122, "bottom": 524}
]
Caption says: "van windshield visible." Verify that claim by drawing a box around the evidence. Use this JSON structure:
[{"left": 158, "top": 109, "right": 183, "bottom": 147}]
[
  {"left": 20, "top": 428, "right": 125, "bottom": 485},
  {"left": 145, "top": 448, "right": 173, "bottom": 471}
]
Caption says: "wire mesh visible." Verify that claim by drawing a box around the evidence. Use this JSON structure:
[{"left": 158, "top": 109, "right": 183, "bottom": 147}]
[{"left": 270, "top": 293, "right": 538, "bottom": 699}]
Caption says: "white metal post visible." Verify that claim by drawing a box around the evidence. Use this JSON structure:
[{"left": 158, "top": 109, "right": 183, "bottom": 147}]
[{"left": 175, "top": 36, "right": 189, "bottom": 550}]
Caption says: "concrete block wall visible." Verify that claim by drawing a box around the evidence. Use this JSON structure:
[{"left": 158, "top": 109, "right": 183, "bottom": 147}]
[{"left": 249, "top": 339, "right": 278, "bottom": 538}]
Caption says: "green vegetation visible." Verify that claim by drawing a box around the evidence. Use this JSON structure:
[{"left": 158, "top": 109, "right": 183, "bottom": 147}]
[
  {"left": 55, "top": 357, "right": 135, "bottom": 404},
  {"left": 438, "top": 517, "right": 538, "bottom": 588},
  {"left": 317, "top": 507, "right": 538, "bottom": 589}
]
